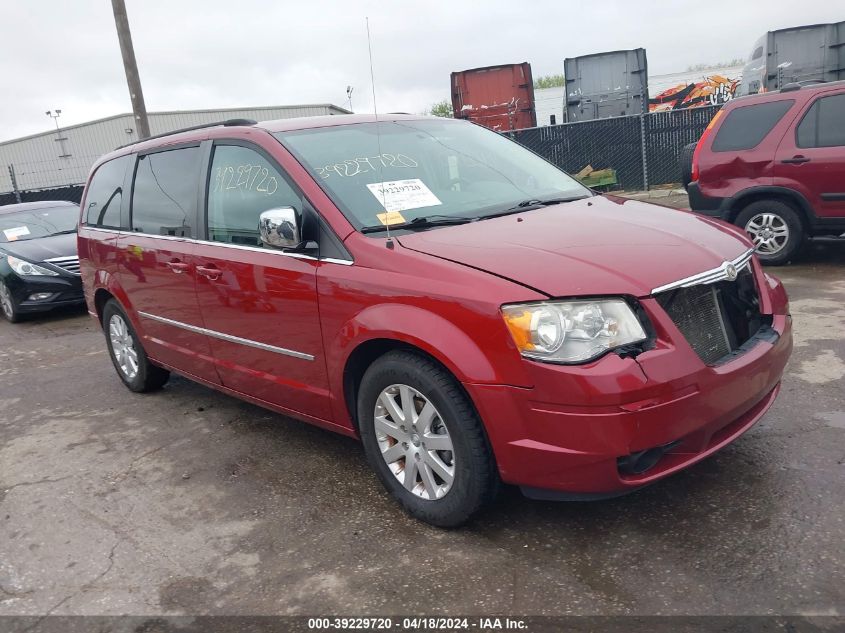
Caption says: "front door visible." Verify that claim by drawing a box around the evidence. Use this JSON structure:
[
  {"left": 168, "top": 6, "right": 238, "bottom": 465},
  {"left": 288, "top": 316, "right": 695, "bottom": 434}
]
[
  {"left": 193, "top": 141, "right": 331, "bottom": 420},
  {"left": 118, "top": 145, "right": 219, "bottom": 383},
  {"left": 775, "top": 90, "right": 845, "bottom": 219}
]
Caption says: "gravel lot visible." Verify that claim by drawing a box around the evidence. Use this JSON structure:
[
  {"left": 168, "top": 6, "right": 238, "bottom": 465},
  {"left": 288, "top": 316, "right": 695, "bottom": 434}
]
[{"left": 1, "top": 241, "right": 843, "bottom": 618}]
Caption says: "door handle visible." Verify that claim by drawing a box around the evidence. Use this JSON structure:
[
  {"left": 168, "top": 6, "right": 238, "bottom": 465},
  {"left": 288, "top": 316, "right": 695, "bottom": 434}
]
[
  {"left": 781, "top": 156, "right": 811, "bottom": 164},
  {"left": 196, "top": 265, "right": 221, "bottom": 281},
  {"left": 166, "top": 261, "right": 190, "bottom": 274}
]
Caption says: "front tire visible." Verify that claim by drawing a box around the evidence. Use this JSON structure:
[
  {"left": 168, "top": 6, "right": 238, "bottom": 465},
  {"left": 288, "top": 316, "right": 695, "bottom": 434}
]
[
  {"left": 0, "top": 280, "right": 20, "bottom": 323},
  {"left": 735, "top": 199, "right": 805, "bottom": 266},
  {"left": 102, "top": 299, "right": 170, "bottom": 392},
  {"left": 358, "top": 350, "right": 498, "bottom": 527}
]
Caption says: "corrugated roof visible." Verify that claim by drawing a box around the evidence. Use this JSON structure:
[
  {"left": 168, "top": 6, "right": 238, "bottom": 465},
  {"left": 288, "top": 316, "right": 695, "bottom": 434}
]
[{"left": 0, "top": 104, "right": 352, "bottom": 146}]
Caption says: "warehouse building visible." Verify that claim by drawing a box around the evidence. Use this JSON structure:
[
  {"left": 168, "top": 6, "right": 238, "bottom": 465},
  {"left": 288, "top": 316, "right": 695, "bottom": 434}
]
[{"left": 0, "top": 103, "right": 350, "bottom": 201}]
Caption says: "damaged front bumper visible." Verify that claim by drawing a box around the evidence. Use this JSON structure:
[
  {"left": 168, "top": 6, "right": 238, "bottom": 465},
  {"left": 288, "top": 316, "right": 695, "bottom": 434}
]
[{"left": 465, "top": 310, "right": 792, "bottom": 498}]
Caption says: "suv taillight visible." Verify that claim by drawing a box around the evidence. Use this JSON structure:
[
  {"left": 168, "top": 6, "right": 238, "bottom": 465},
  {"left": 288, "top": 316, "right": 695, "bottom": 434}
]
[{"left": 691, "top": 109, "right": 725, "bottom": 182}]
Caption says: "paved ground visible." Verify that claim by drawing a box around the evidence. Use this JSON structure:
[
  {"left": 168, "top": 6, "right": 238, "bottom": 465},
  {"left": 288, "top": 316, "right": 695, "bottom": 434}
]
[
  {"left": 1, "top": 243, "right": 844, "bottom": 618},
  {"left": 617, "top": 188, "right": 696, "bottom": 212}
]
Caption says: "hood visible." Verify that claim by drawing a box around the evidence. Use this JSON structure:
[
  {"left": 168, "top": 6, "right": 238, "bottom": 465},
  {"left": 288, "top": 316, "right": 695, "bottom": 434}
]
[
  {"left": 396, "top": 195, "right": 751, "bottom": 297},
  {"left": 0, "top": 232, "right": 78, "bottom": 263}
]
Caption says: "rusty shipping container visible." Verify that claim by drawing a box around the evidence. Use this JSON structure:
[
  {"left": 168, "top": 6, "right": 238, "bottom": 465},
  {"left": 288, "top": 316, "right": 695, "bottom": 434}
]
[{"left": 451, "top": 63, "right": 537, "bottom": 131}]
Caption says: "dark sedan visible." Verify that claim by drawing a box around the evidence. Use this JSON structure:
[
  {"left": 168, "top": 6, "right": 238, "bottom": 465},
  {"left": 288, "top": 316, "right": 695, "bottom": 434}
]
[{"left": 0, "top": 201, "right": 84, "bottom": 322}]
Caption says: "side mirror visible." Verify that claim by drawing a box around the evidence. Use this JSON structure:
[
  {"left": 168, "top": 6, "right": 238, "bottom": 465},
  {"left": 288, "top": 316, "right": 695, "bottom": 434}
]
[{"left": 259, "top": 207, "right": 301, "bottom": 249}]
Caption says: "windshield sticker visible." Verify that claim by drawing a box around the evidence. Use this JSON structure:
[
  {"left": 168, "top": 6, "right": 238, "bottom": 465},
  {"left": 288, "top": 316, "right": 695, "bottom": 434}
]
[
  {"left": 3, "top": 226, "right": 30, "bottom": 241},
  {"left": 376, "top": 211, "right": 407, "bottom": 226},
  {"left": 316, "top": 154, "right": 418, "bottom": 179},
  {"left": 367, "top": 179, "right": 442, "bottom": 213}
]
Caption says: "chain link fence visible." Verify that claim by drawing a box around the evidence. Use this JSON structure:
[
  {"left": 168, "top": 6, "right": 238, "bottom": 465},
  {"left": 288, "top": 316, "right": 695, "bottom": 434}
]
[
  {"left": 1, "top": 154, "right": 100, "bottom": 207},
  {"left": 0, "top": 184, "right": 84, "bottom": 207},
  {"left": 511, "top": 105, "right": 721, "bottom": 191}
]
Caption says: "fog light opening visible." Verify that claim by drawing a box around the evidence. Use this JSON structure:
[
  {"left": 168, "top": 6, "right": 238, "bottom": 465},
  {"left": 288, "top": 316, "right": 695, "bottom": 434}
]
[
  {"left": 28, "top": 293, "right": 54, "bottom": 302},
  {"left": 618, "top": 440, "right": 682, "bottom": 476}
]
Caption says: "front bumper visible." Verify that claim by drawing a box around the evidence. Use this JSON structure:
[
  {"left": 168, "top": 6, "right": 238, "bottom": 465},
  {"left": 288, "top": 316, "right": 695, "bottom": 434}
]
[
  {"left": 467, "top": 310, "right": 792, "bottom": 497},
  {"left": 4, "top": 272, "right": 84, "bottom": 313}
]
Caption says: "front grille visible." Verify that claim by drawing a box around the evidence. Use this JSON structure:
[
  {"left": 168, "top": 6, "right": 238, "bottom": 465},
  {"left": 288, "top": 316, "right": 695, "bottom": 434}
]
[
  {"left": 45, "top": 255, "right": 80, "bottom": 275},
  {"left": 656, "top": 267, "right": 762, "bottom": 365}
]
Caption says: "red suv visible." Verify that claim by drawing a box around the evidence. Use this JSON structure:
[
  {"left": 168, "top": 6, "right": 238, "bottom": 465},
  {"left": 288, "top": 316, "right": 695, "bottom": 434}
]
[
  {"left": 78, "top": 115, "right": 792, "bottom": 526},
  {"left": 687, "top": 81, "right": 845, "bottom": 265}
]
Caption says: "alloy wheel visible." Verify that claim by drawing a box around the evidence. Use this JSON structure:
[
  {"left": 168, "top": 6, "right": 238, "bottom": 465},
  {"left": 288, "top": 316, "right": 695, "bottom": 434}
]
[
  {"left": 373, "top": 384, "right": 455, "bottom": 500},
  {"left": 745, "top": 212, "right": 790, "bottom": 255},
  {"left": 109, "top": 314, "right": 139, "bottom": 380},
  {"left": 0, "top": 281, "right": 13, "bottom": 319}
]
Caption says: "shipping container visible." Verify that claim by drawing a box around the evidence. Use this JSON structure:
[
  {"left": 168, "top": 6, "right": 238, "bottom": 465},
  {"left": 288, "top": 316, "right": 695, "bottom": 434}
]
[
  {"left": 564, "top": 49, "right": 649, "bottom": 122},
  {"left": 738, "top": 22, "right": 845, "bottom": 95},
  {"left": 451, "top": 63, "right": 537, "bottom": 131}
]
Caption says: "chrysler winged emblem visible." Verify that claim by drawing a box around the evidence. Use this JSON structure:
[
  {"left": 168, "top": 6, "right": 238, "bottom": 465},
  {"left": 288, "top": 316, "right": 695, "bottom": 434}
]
[{"left": 724, "top": 262, "right": 738, "bottom": 281}]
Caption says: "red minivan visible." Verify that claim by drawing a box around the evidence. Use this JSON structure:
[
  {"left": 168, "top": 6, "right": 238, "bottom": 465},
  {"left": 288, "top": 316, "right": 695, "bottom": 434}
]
[{"left": 78, "top": 115, "right": 792, "bottom": 526}]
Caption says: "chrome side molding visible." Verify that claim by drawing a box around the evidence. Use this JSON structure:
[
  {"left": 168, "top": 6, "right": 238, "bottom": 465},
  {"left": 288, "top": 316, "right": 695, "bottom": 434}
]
[{"left": 137, "top": 311, "right": 315, "bottom": 361}]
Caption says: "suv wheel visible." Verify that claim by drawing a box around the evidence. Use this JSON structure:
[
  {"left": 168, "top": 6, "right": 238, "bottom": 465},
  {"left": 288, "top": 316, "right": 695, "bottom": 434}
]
[
  {"left": 102, "top": 299, "right": 170, "bottom": 392},
  {"left": 680, "top": 142, "right": 696, "bottom": 191},
  {"left": 0, "top": 280, "right": 20, "bottom": 323},
  {"left": 357, "top": 350, "right": 498, "bottom": 527},
  {"left": 735, "top": 200, "right": 804, "bottom": 265}
]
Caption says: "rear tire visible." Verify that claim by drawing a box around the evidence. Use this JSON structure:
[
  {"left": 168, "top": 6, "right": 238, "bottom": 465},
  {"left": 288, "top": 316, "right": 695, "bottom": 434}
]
[
  {"left": 357, "top": 350, "right": 498, "bottom": 527},
  {"left": 0, "top": 280, "right": 20, "bottom": 323},
  {"left": 680, "top": 142, "right": 696, "bottom": 191},
  {"left": 102, "top": 299, "right": 170, "bottom": 392},
  {"left": 735, "top": 199, "right": 805, "bottom": 266}
]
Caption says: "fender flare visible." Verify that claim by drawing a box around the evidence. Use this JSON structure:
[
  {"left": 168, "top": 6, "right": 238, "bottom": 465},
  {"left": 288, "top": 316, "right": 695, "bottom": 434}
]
[{"left": 725, "top": 186, "right": 815, "bottom": 224}]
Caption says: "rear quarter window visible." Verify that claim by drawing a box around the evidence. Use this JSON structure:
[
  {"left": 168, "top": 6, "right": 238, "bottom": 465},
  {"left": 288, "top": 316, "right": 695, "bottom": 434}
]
[
  {"left": 711, "top": 100, "right": 795, "bottom": 152},
  {"left": 83, "top": 155, "right": 131, "bottom": 229},
  {"left": 796, "top": 93, "right": 845, "bottom": 148}
]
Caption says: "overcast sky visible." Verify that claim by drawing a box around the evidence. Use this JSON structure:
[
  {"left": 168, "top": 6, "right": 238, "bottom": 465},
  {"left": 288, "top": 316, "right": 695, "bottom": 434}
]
[{"left": 1, "top": 0, "right": 840, "bottom": 140}]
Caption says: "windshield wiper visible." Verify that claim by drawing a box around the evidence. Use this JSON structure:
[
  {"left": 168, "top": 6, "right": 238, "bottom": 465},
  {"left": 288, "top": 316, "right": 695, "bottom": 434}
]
[
  {"left": 475, "top": 195, "right": 590, "bottom": 221},
  {"left": 50, "top": 229, "right": 77, "bottom": 235},
  {"left": 360, "top": 214, "right": 475, "bottom": 234}
]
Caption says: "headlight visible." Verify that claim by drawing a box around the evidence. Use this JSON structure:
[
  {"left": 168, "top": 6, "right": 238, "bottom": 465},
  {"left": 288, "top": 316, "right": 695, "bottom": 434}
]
[
  {"left": 6, "top": 255, "right": 59, "bottom": 277},
  {"left": 502, "top": 299, "right": 647, "bottom": 363}
]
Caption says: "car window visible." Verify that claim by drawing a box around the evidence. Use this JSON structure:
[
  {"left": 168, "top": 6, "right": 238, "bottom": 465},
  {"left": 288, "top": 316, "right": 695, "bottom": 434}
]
[
  {"left": 711, "top": 100, "right": 795, "bottom": 152},
  {"left": 751, "top": 46, "right": 763, "bottom": 60},
  {"left": 796, "top": 93, "right": 845, "bottom": 148},
  {"left": 0, "top": 205, "right": 79, "bottom": 243},
  {"left": 131, "top": 147, "right": 199, "bottom": 237},
  {"left": 84, "top": 155, "right": 130, "bottom": 229},
  {"left": 206, "top": 144, "right": 301, "bottom": 247}
]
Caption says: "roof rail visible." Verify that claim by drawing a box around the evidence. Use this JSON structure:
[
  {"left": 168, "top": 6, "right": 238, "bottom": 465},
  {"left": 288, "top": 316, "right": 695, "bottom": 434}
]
[
  {"left": 116, "top": 118, "right": 257, "bottom": 149},
  {"left": 781, "top": 80, "right": 827, "bottom": 93}
]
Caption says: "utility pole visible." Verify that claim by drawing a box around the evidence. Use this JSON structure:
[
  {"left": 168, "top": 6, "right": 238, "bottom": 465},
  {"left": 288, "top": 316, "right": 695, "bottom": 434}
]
[{"left": 111, "top": 0, "right": 150, "bottom": 139}]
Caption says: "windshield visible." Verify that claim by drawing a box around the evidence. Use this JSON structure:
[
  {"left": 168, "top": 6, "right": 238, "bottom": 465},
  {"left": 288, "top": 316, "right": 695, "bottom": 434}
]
[
  {"left": 0, "top": 205, "right": 79, "bottom": 243},
  {"left": 275, "top": 119, "right": 590, "bottom": 232}
]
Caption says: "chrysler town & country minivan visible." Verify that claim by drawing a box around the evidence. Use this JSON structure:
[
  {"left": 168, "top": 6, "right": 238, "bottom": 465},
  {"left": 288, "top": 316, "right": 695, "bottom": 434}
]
[{"left": 78, "top": 115, "right": 792, "bottom": 526}]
